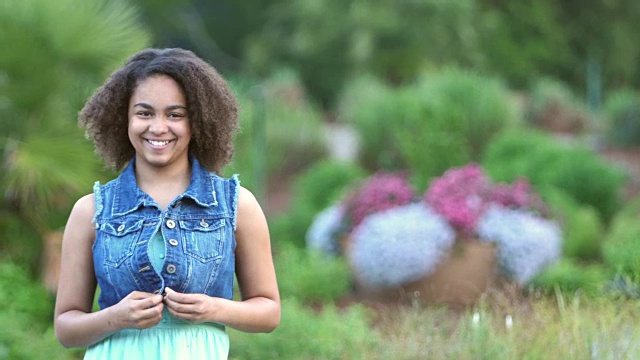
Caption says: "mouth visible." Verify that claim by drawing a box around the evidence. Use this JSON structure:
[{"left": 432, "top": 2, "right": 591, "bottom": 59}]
[{"left": 146, "top": 139, "right": 173, "bottom": 146}]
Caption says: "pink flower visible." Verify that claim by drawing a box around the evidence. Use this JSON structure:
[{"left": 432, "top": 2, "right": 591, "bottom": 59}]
[
  {"left": 424, "top": 163, "right": 491, "bottom": 235},
  {"left": 424, "top": 163, "right": 547, "bottom": 236},
  {"left": 344, "top": 172, "right": 416, "bottom": 230}
]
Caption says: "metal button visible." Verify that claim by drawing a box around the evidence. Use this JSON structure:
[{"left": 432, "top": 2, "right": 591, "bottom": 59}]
[
  {"left": 169, "top": 239, "right": 178, "bottom": 246},
  {"left": 200, "top": 219, "right": 209, "bottom": 228},
  {"left": 117, "top": 224, "right": 125, "bottom": 232},
  {"left": 166, "top": 219, "right": 176, "bottom": 229},
  {"left": 166, "top": 264, "right": 176, "bottom": 274}
]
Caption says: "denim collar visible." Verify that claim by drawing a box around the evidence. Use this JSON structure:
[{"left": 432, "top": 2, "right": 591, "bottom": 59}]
[{"left": 112, "top": 156, "right": 217, "bottom": 216}]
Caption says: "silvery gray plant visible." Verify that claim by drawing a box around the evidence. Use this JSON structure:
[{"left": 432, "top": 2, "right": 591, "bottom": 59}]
[
  {"left": 349, "top": 203, "right": 456, "bottom": 289},
  {"left": 305, "top": 205, "right": 346, "bottom": 256},
  {"left": 477, "top": 204, "right": 562, "bottom": 285}
]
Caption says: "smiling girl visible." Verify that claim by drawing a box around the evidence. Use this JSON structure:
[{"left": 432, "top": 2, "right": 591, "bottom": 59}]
[{"left": 54, "top": 48, "right": 280, "bottom": 359}]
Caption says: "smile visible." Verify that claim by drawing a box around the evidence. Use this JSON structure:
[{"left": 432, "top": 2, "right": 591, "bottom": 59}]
[{"left": 147, "top": 139, "right": 172, "bottom": 146}]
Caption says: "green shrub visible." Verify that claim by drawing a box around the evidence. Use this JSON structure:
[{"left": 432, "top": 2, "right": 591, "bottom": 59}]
[
  {"left": 228, "top": 298, "right": 377, "bottom": 360},
  {"left": 292, "top": 159, "right": 367, "bottom": 212},
  {"left": 543, "top": 188, "right": 603, "bottom": 261},
  {"left": 0, "top": 261, "right": 80, "bottom": 359},
  {"left": 275, "top": 242, "right": 351, "bottom": 303},
  {"left": 339, "top": 69, "right": 520, "bottom": 189},
  {"left": 603, "top": 89, "right": 640, "bottom": 148},
  {"left": 526, "top": 78, "right": 591, "bottom": 133},
  {"left": 270, "top": 160, "right": 366, "bottom": 248},
  {"left": 483, "top": 130, "right": 625, "bottom": 223},
  {"left": 530, "top": 258, "right": 607, "bottom": 296},
  {"left": 602, "top": 197, "right": 640, "bottom": 281},
  {"left": 225, "top": 73, "right": 327, "bottom": 188},
  {"left": 337, "top": 75, "right": 406, "bottom": 170}
]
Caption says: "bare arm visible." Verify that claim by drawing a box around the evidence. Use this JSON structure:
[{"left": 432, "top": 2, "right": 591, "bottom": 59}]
[
  {"left": 164, "top": 186, "right": 281, "bottom": 332},
  {"left": 54, "top": 194, "right": 164, "bottom": 348}
]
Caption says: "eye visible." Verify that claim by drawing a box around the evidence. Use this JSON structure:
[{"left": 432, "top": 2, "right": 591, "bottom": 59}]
[
  {"left": 168, "top": 112, "right": 185, "bottom": 119},
  {"left": 137, "top": 111, "right": 152, "bottom": 117}
]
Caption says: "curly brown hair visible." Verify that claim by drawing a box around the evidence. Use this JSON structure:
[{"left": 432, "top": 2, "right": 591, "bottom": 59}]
[{"left": 79, "top": 48, "right": 239, "bottom": 173}]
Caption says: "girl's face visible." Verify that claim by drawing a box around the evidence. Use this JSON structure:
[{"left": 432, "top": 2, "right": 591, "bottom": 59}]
[{"left": 128, "top": 74, "right": 192, "bottom": 171}]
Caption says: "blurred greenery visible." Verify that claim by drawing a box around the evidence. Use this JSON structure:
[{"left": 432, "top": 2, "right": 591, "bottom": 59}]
[
  {"left": 132, "top": 0, "right": 640, "bottom": 108},
  {"left": 1, "top": 0, "right": 149, "bottom": 270},
  {"left": 3, "top": 0, "right": 640, "bottom": 358}
]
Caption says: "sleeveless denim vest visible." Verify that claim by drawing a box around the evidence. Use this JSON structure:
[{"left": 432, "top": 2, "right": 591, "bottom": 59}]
[{"left": 92, "top": 157, "right": 239, "bottom": 310}]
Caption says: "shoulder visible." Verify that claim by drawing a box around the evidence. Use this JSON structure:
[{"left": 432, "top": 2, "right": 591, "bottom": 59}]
[
  {"left": 64, "top": 194, "right": 97, "bottom": 242},
  {"left": 237, "top": 186, "right": 260, "bottom": 214},
  {"left": 70, "top": 194, "right": 96, "bottom": 225},
  {"left": 235, "top": 186, "right": 267, "bottom": 232}
]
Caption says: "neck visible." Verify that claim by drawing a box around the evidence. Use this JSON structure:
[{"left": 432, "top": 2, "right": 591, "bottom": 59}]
[{"left": 134, "top": 157, "right": 192, "bottom": 209}]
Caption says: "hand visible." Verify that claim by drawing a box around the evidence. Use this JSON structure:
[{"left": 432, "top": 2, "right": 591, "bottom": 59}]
[
  {"left": 163, "top": 287, "right": 219, "bottom": 324},
  {"left": 111, "top": 291, "right": 164, "bottom": 330}
]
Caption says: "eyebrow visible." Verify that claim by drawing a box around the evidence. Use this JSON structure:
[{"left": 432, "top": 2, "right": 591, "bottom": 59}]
[{"left": 132, "top": 102, "right": 188, "bottom": 111}]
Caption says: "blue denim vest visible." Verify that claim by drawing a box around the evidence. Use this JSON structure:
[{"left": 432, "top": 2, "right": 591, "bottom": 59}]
[{"left": 92, "top": 157, "right": 239, "bottom": 310}]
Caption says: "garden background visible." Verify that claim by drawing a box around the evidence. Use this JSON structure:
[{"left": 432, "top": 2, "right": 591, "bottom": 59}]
[{"left": 2, "top": 0, "right": 640, "bottom": 358}]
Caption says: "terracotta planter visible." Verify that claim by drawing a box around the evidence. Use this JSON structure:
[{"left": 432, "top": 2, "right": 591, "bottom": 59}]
[{"left": 353, "top": 240, "right": 498, "bottom": 309}]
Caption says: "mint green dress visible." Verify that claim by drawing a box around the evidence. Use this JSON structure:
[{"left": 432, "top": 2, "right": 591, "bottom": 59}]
[{"left": 84, "top": 232, "right": 230, "bottom": 359}]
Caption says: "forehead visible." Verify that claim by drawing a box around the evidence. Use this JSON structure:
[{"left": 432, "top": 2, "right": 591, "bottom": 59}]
[{"left": 130, "top": 74, "right": 186, "bottom": 105}]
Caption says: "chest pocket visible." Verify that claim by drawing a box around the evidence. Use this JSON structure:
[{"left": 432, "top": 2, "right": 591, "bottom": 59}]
[
  {"left": 180, "top": 218, "right": 226, "bottom": 263},
  {"left": 100, "top": 220, "right": 144, "bottom": 267}
]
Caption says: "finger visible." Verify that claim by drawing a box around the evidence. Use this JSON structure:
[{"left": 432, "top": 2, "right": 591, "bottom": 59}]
[
  {"left": 137, "top": 294, "right": 164, "bottom": 308},
  {"left": 164, "top": 288, "right": 197, "bottom": 304},
  {"left": 136, "top": 302, "right": 164, "bottom": 321},
  {"left": 163, "top": 298, "right": 195, "bottom": 314}
]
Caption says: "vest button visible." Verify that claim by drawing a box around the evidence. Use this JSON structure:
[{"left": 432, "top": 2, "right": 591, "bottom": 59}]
[
  {"left": 117, "top": 224, "right": 125, "bottom": 232},
  {"left": 166, "top": 219, "right": 176, "bottom": 229},
  {"left": 169, "top": 239, "right": 179, "bottom": 246},
  {"left": 166, "top": 264, "right": 176, "bottom": 274}
]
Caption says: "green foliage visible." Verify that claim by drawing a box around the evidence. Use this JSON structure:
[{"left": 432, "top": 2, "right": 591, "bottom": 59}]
[
  {"left": 247, "top": 0, "right": 483, "bottom": 107},
  {"left": 292, "top": 159, "right": 367, "bottom": 212},
  {"left": 0, "top": 261, "right": 81, "bottom": 359},
  {"left": 531, "top": 259, "right": 607, "bottom": 296},
  {"left": 341, "top": 69, "right": 520, "bottom": 189},
  {"left": 269, "top": 159, "right": 365, "bottom": 248},
  {"left": 275, "top": 243, "right": 351, "bottom": 303},
  {"left": 225, "top": 72, "right": 327, "bottom": 190},
  {"left": 337, "top": 75, "right": 404, "bottom": 170},
  {"left": 228, "top": 298, "right": 377, "bottom": 359},
  {"left": 543, "top": 189, "right": 603, "bottom": 261},
  {"left": 483, "top": 130, "right": 625, "bottom": 223},
  {"left": 479, "top": 2, "right": 570, "bottom": 88},
  {"left": 603, "top": 89, "right": 640, "bottom": 148},
  {"left": 526, "top": 78, "right": 591, "bottom": 133},
  {"left": 602, "top": 197, "right": 640, "bottom": 281},
  {"left": 1, "top": 0, "right": 150, "bottom": 255}
]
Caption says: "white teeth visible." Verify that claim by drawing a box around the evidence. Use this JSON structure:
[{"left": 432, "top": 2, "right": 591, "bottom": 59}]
[{"left": 148, "top": 140, "right": 170, "bottom": 146}]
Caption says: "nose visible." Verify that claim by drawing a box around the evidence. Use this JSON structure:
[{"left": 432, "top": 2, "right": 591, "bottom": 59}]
[{"left": 148, "top": 116, "right": 168, "bottom": 134}]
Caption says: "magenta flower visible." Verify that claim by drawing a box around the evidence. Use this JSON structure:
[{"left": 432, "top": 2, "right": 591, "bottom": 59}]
[
  {"left": 424, "top": 163, "right": 491, "bottom": 236},
  {"left": 424, "top": 163, "right": 548, "bottom": 236},
  {"left": 344, "top": 172, "right": 416, "bottom": 230}
]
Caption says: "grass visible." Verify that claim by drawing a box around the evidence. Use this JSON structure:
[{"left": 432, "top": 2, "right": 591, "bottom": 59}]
[{"left": 353, "top": 289, "right": 640, "bottom": 360}]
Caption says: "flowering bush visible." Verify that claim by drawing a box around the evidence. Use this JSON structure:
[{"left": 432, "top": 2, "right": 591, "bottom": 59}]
[
  {"left": 305, "top": 205, "right": 346, "bottom": 256},
  {"left": 304, "top": 163, "right": 562, "bottom": 291},
  {"left": 424, "top": 163, "right": 489, "bottom": 235},
  {"left": 424, "top": 163, "right": 547, "bottom": 236},
  {"left": 343, "top": 172, "right": 416, "bottom": 230},
  {"left": 349, "top": 203, "right": 456, "bottom": 288},
  {"left": 476, "top": 205, "right": 562, "bottom": 284}
]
